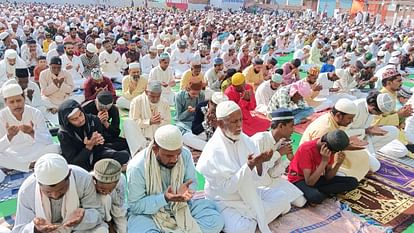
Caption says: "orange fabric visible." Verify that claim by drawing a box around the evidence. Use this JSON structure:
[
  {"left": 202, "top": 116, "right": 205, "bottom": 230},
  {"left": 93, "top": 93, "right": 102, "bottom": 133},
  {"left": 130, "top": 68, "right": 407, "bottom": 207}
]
[{"left": 350, "top": 0, "right": 364, "bottom": 16}]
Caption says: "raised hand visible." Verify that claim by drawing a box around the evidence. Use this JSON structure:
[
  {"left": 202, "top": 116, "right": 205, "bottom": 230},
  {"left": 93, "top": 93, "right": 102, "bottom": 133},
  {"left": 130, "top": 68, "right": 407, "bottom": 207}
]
[
  {"left": 19, "top": 121, "right": 34, "bottom": 138},
  {"left": 6, "top": 123, "right": 19, "bottom": 141},
  {"left": 164, "top": 180, "right": 194, "bottom": 202},
  {"left": 187, "top": 106, "right": 195, "bottom": 112},
  {"left": 334, "top": 151, "right": 346, "bottom": 165},
  {"left": 320, "top": 143, "right": 331, "bottom": 163},
  {"left": 242, "top": 90, "right": 250, "bottom": 101},
  {"left": 33, "top": 217, "right": 60, "bottom": 233},
  {"left": 63, "top": 208, "right": 85, "bottom": 228},
  {"left": 365, "top": 126, "right": 387, "bottom": 136},
  {"left": 150, "top": 113, "right": 161, "bottom": 125}
]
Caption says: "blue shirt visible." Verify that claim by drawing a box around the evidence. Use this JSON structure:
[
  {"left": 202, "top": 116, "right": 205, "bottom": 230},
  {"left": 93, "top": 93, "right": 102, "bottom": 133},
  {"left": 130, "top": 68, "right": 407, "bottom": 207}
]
[{"left": 320, "top": 63, "right": 335, "bottom": 73}]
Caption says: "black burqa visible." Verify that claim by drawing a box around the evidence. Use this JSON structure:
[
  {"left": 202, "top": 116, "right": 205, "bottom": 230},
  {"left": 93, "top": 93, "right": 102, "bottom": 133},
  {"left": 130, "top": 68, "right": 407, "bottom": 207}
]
[{"left": 57, "top": 99, "right": 130, "bottom": 171}]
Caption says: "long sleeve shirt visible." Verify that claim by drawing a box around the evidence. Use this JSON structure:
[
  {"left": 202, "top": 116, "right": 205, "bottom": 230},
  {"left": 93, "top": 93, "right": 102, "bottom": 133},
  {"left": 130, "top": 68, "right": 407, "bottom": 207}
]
[
  {"left": 268, "top": 85, "right": 307, "bottom": 113},
  {"left": 13, "top": 165, "right": 105, "bottom": 233},
  {"left": 205, "top": 67, "right": 223, "bottom": 92},
  {"left": 39, "top": 69, "right": 74, "bottom": 107},
  {"left": 127, "top": 147, "right": 197, "bottom": 215},
  {"left": 121, "top": 75, "right": 148, "bottom": 101},
  {"left": 83, "top": 77, "right": 116, "bottom": 102},
  {"left": 175, "top": 91, "right": 205, "bottom": 129},
  {"left": 99, "top": 50, "right": 124, "bottom": 78},
  {"left": 80, "top": 54, "right": 100, "bottom": 78}
]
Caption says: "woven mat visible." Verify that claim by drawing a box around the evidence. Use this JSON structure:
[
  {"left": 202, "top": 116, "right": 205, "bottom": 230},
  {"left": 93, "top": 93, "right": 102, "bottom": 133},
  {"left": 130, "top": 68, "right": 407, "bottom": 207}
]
[
  {"left": 0, "top": 171, "right": 31, "bottom": 202},
  {"left": 339, "top": 179, "right": 414, "bottom": 225},
  {"left": 293, "top": 110, "right": 329, "bottom": 135},
  {"left": 367, "top": 155, "right": 414, "bottom": 196},
  {"left": 259, "top": 199, "right": 388, "bottom": 233},
  {"left": 0, "top": 214, "right": 15, "bottom": 232}
]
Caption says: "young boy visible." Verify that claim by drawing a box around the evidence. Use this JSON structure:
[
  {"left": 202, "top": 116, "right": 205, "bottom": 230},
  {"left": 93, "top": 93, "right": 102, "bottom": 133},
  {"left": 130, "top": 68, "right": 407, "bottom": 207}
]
[
  {"left": 33, "top": 56, "right": 47, "bottom": 84},
  {"left": 92, "top": 159, "right": 127, "bottom": 233}
]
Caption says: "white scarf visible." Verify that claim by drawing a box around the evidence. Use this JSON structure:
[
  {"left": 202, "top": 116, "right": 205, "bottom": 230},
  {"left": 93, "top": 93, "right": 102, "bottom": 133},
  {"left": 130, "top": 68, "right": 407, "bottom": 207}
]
[
  {"left": 144, "top": 143, "right": 202, "bottom": 233},
  {"left": 34, "top": 173, "right": 79, "bottom": 233}
]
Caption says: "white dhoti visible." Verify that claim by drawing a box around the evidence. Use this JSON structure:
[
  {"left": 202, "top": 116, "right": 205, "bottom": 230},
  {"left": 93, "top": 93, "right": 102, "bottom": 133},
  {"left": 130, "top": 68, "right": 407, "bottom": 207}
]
[
  {"left": 123, "top": 119, "right": 148, "bottom": 156},
  {"left": 116, "top": 97, "right": 132, "bottom": 110},
  {"left": 219, "top": 186, "right": 291, "bottom": 233},
  {"left": 0, "top": 144, "right": 60, "bottom": 172},
  {"left": 183, "top": 132, "right": 207, "bottom": 151}
]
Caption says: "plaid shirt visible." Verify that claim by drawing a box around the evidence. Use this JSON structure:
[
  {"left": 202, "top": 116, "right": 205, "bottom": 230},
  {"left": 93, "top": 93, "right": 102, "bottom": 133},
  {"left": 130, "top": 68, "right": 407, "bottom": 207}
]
[{"left": 268, "top": 85, "right": 307, "bottom": 113}]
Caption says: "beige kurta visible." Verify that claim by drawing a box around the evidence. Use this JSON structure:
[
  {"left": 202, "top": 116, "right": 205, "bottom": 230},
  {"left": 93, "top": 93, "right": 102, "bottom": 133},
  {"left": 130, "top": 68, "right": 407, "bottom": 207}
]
[
  {"left": 300, "top": 112, "right": 370, "bottom": 181},
  {"left": 39, "top": 69, "right": 74, "bottom": 108}
]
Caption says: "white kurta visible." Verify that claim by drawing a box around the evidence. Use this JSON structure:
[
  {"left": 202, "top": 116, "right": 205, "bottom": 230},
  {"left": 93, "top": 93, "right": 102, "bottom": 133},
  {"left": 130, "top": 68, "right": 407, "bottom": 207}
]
[
  {"left": 99, "top": 50, "right": 125, "bottom": 82},
  {"left": 2, "top": 79, "right": 44, "bottom": 113},
  {"left": 60, "top": 54, "right": 85, "bottom": 89},
  {"left": 140, "top": 54, "right": 159, "bottom": 75},
  {"left": 255, "top": 80, "right": 278, "bottom": 113},
  {"left": 0, "top": 105, "right": 59, "bottom": 171},
  {"left": 316, "top": 72, "right": 355, "bottom": 103},
  {"left": 170, "top": 49, "right": 191, "bottom": 77},
  {"left": 196, "top": 128, "right": 291, "bottom": 233},
  {"left": 148, "top": 66, "right": 176, "bottom": 105}
]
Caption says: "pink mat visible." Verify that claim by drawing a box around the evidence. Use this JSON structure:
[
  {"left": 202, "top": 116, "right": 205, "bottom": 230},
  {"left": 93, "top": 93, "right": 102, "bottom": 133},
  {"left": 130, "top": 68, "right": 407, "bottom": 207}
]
[{"left": 257, "top": 199, "right": 388, "bottom": 233}]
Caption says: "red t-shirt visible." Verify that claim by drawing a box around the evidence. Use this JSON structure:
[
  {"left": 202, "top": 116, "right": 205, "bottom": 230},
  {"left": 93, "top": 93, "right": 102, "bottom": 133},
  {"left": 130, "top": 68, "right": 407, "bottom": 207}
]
[{"left": 288, "top": 140, "right": 334, "bottom": 183}]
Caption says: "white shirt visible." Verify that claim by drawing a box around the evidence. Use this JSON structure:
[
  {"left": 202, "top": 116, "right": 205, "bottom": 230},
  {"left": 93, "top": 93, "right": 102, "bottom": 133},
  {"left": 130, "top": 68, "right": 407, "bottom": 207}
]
[
  {"left": 140, "top": 54, "right": 159, "bottom": 75},
  {"left": 60, "top": 54, "right": 85, "bottom": 89},
  {"left": 255, "top": 80, "right": 278, "bottom": 106},
  {"left": 99, "top": 50, "right": 125, "bottom": 78}
]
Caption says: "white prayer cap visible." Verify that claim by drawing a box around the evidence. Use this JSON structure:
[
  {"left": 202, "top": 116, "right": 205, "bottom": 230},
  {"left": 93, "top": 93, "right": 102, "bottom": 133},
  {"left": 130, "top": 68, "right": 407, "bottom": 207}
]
[
  {"left": 4, "top": 49, "right": 17, "bottom": 59},
  {"left": 212, "top": 41, "right": 221, "bottom": 49},
  {"left": 55, "top": 35, "right": 63, "bottom": 43},
  {"left": 117, "top": 38, "right": 125, "bottom": 45},
  {"left": 34, "top": 153, "right": 70, "bottom": 185},
  {"left": 334, "top": 98, "right": 357, "bottom": 115},
  {"left": 86, "top": 43, "right": 97, "bottom": 53},
  {"left": 157, "top": 44, "right": 165, "bottom": 50},
  {"left": 211, "top": 92, "right": 228, "bottom": 105},
  {"left": 377, "top": 50, "right": 385, "bottom": 57},
  {"left": 377, "top": 93, "right": 395, "bottom": 114},
  {"left": 391, "top": 51, "right": 401, "bottom": 57},
  {"left": 303, "top": 45, "right": 311, "bottom": 50},
  {"left": 228, "top": 34, "right": 235, "bottom": 40},
  {"left": 0, "top": 31, "right": 9, "bottom": 40},
  {"left": 149, "top": 46, "right": 157, "bottom": 52},
  {"left": 154, "top": 125, "right": 183, "bottom": 151},
  {"left": 128, "top": 62, "right": 140, "bottom": 70},
  {"left": 2, "top": 84, "right": 23, "bottom": 99},
  {"left": 271, "top": 73, "right": 283, "bottom": 83},
  {"left": 345, "top": 53, "right": 353, "bottom": 59},
  {"left": 389, "top": 57, "right": 400, "bottom": 65},
  {"left": 216, "top": 100, "right": 240, "bottom": 120}
]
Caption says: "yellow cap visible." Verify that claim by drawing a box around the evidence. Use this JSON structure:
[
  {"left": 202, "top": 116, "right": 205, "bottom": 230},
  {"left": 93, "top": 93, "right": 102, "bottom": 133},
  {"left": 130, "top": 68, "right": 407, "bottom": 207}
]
[{"left": 231, "top": 73, "right": 245, "bottom": 86}]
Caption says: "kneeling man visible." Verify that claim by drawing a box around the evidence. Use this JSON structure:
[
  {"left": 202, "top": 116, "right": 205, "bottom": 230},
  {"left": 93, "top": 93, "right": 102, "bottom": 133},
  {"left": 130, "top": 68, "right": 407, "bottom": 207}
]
[
  {"left": 197, "top": 101, "right": 291, "bottom": 233},
  {"left": 127, "top": 125, "right": 224, "bottom": 233}
]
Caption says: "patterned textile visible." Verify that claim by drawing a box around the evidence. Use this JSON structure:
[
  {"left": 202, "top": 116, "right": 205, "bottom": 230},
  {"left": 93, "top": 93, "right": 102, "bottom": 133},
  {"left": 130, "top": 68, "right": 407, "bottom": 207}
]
[
  {"left": 0, "top": 170, "right": 32, "bottom": 202},
  {"left": 0, "top": 214, "right": 15, "bottom": 231},
  {"left": 293, "top": 110, "right": 329, "bottom": 134},
  {"left": 367, "top": 155, "right": 414, "bottom": 196},
  {"left": 339, "top": 179, "right": 414, "bottom": 224},
  {"left": 260, "top": 199, "right": 388, "bottom": 233}
]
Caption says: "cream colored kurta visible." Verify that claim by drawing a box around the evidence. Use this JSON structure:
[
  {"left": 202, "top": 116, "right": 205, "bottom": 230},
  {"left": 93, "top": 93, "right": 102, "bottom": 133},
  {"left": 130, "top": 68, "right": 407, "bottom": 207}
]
[
  {"left": 39, "top": 69, "right": 74, "bottom": 108},
  {"left": 148, "top": 66, "right": 176, "bottom": 105}
]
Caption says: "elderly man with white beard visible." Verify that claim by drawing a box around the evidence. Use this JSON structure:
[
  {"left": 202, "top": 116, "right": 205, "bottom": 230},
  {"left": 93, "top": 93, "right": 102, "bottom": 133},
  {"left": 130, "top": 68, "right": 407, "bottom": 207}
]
[
  {"left": 0, "top": 49, "right": 26, "bottom": 87},
  {"left": 196, "top": 101, "right": 291, "bottom": 233}
]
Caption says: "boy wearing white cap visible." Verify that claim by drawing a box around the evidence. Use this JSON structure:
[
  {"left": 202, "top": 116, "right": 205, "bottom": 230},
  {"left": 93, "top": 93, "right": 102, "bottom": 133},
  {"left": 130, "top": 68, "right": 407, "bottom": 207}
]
[
  {"left": 127, "top": 125, "right": 224, "bottom": 233},
  {"left": 92, "top": 159, "right": 127, "bottom": 233},
  {"left": 13, "top": 153, "right": 108, "bottom": 233},
  {"left": 124, "top": 80, "right": 171, "bottom": 155},
  {"left": 116, "top": 62, "right": 147, "bottom": 110},
  {"left": 140, "top": 46, "right": 159, "bottom": 75},
  {"left": 0, "top": 84, "right": 59, "bottom": 180}
]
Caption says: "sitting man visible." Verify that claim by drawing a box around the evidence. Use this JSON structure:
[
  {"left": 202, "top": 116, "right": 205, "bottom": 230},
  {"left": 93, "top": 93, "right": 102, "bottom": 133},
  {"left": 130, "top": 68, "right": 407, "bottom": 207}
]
[
  {"left": 225, "top": 73, "right": 271, "bottom": 136},
  {"left": 250, "top": 109, "right": 307, "bottom": 207},
  {"left": 180, "top": 61, "right": 204, "bottom": 91},
  {"left": 0, "top": 84, "right": 59, "bottom": 181},
  {"left": 348, "top": 91, "right": 408, "bottom": 159},
  {"left": 148, "top": 53, "right": 176, "bottom": 105},
  {"left": 175, "top": 78, "right": 205, "bottom": 133},
  {"left": 83, "top": 68, "right": 116, "bottom": 102},
  {"left": 92, "top": 159, "right": 127, "bottom": 233},
  {"left": 205, "top": 57, "right": 225, "bottom": 92},
  {"left": 82, "top": 91, "right": 129, "bottom": 152},
  {"left": 197, "top": 101, "right": 291, "bottom": 233},
  {"left": 301, "top": 98, "right": 378, "bottom": 181},
  {"left": 58, "top": 99, "right": 130, "bottom": 171},
  {"left": 255, "top": 73, "right": 283, "bottom": 112},
  {"left": 183, "top": 92, "right": 228, "bottom": 152},
  {"left": 288, "top": 130, "right": 359, "bottom": 204},
  {"left": 116, "top": 63, "right": 148, "bottom": 110},
  {"left": 39, "top": 56, "right": 75, "bottom": 122},
  {"left": 268, "top": 80, "right": 314, "bottom": 125},
  {"left": 13, "top": 153, "right": 108, "bottom": 233},
  {"left": 127, "top": 125, "right": 224, "bottom": 233},
  {"left": 243, "top": 57, "right": 265, "bottom": 91},
  {"left": 124, "top": 80, "right": 171, "bottom": 155}
]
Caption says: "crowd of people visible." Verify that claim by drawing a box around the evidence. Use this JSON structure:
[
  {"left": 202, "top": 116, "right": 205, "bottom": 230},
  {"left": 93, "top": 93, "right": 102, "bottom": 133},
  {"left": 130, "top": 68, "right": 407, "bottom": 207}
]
[{"left": 0, "top": 1, "right": 414, "bottom": 233}]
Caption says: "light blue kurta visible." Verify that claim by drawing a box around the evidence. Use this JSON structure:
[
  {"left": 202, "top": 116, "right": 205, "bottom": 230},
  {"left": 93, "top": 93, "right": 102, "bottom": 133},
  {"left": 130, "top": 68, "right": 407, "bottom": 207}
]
[{"left": 126, "top": 147, "right": 224, "bottom": 233}]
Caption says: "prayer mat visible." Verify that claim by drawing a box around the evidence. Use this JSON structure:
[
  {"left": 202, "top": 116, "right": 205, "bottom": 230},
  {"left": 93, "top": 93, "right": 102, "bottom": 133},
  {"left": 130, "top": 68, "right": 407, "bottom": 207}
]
[
  {"left": 260, "top": 199, "right": 388, "bottom": 233},
  {"left": 0, "top": 214, "right": 14, "bottom": 232},
  {"left": 367, "top": 155, "right": 414, "bottom": 196},
  {"left": 339, "top": 179, "right": 414, "bottom": 225},
  {"left": 392, "top": 156, "right": 414, "bottom": 168},
  {"left": 293, "top": 110, "right": 329, "bottom": 134},
  {"left": 0, "top": 171, "right": 31, "bottom": 202}
]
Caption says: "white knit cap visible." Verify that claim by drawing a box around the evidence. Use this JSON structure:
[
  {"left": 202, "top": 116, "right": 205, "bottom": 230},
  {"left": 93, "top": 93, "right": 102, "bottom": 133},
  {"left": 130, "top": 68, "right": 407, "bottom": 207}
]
[
  {"left": 154, "top": 125, "right": 183, "bottom": 151},
  {"left": 2, "top": 84, "right": 23, "bottom": 98},
  {"left": 216, "top": 100, "right": 240, "bottom": 120},
  {"left": 388, "top": 57, "right": 400, "bottom": 65},
  {"left": 157, "top": 44, "right": 165, "bottom": 50},
  {"left": 271, "top": 73, "right": 283, "bottom": 83},
  {"left": 117, "top": 38, "right": 125, "bottom": 45},
  {"left": 86, "top": 43, "right": 97, "bottom": 53},
  {"left": 4, "top": 49, "right": 17, "bottom": 59},
  {"left": 128, "top": 62, "right": 140, "bottom": 70},
  {"left": 377, "top": 93, "right": 395, "bottom": 113},
  {"left": 55, "top": 35, "right": 63, "bottom": 43},
  {"left": 211, "top": 92, "right": 228, "bottom": 105},
  {"left": 34, "top": 153, "right": 70, "bottom": 185},
  {"left": 334, "top": 98, "right": 357, "bottom": 115}
]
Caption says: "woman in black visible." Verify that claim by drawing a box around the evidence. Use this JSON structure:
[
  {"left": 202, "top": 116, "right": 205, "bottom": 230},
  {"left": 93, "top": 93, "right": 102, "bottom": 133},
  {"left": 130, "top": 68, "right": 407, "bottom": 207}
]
[{"left": 57, "top": 99, "right": 130, "bottom": 171}]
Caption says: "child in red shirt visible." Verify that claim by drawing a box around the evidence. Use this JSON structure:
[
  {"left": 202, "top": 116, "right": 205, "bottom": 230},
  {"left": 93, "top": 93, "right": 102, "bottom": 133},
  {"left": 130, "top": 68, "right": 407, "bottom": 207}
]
[
  {"left": 288, "top": 130, "right": 358, "bottom": 204},
  {"left": 33, "top": 56, "right": 47, "bottom": 84}
]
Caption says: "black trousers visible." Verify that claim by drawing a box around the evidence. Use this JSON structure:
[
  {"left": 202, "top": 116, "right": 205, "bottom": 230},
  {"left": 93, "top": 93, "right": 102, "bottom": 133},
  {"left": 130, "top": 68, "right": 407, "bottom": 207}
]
[{"left": 294, "top": 176, "right": 359, "bottom": 204}]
